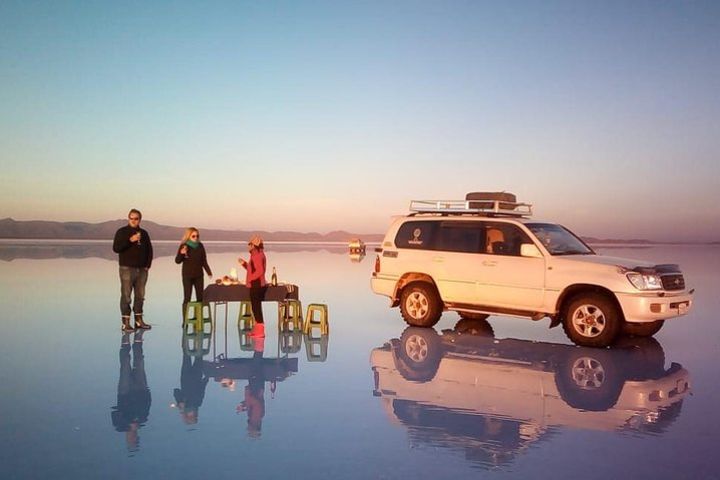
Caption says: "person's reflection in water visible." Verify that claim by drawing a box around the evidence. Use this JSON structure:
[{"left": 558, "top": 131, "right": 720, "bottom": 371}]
[
  {"left": 237, "top": 337, "right": 266, "bottom": 438},
  {"left": 111, "top": 330, "right": 151, "bottom": 454},
  {"left": 173, "top": 353, "right": 209, "bottom": 425}
]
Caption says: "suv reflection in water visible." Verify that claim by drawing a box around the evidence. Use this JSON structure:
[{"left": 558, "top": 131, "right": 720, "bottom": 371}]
[{"left": 370, "top": 319, "right": 690, "bottom": 469}]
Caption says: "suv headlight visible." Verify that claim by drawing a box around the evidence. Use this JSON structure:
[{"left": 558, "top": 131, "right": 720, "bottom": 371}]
[{"left": 627, "top": 272, "right": 663, "bottom": 290}]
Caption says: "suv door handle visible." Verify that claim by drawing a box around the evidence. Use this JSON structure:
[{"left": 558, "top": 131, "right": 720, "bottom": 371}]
[
  {"left": 433, "top": 257, "right": 444, "bottom": 263},
  {"left": 482, "top": 260, "right": 498, "bottom": 267}
]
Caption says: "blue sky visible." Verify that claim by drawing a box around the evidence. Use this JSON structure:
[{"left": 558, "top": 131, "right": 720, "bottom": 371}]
[{"left": 1, "top": 1, "right": 718, "bottom": 241}]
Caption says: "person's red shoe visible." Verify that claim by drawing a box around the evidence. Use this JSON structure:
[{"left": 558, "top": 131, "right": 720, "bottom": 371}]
[{"left": 248, "top": 323, "right": 265, "bottom": 338}]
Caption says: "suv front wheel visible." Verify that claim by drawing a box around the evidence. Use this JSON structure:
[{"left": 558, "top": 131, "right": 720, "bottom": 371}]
[
  {"left": 562, "top": 293, "right": 622, "bottom": 347},
  {"left": 399, "top": 282, "right": 443, "bottom": 328},
  {"left": 623, "top": 320, "right": 664, "bottom": 337}
]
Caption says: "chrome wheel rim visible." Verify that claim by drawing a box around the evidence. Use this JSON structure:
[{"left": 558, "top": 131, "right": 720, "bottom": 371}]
[
  {"left": 571, "top": 357, "right": 606, "bottom": 389},
  {"left": 405, "top": 291, "right": 429, "bottom": 320},
  {"left": 404, "top": 334, "right": 428, "bottom": 363},
  {"left": 571, "top": 304, "right": 606, "bottom": 338}
]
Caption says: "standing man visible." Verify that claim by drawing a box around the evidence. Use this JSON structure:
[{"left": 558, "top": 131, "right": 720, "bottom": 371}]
[{"left": 113, "top": 208, "right": 153, "bottom": 332}]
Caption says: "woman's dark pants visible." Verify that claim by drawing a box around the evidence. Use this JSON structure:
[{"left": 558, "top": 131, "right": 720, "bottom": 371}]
[
  {"left": 182, "top": 276, "right": 204, "bottom": 303},
  {"left": 249, "top": 280, "right": 267, "bottom": 324}
]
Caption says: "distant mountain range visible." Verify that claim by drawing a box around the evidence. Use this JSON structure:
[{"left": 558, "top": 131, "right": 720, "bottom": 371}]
[
  {"left": 0, "top": 218, "right": 384, "bottom": 242},
  {"left": 0, "top": 218, "right": 716, "bottom": 245}
]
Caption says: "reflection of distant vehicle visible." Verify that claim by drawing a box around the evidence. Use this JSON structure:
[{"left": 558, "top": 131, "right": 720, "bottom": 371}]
[
  {"left": 349, "top": 252, "right": 366, "bottom": 263},
  {"left": 370, "top": 323, "right": 690, "bottom": 468}
]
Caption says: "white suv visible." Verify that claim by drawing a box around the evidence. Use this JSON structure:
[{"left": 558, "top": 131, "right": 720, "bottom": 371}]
[{"left": 370, "top": 193, "right": 694, "bottom": 347}]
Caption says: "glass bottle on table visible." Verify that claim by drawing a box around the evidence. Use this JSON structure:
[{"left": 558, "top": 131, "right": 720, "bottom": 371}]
[{"left": 271, "top": 267, "right": 277, "bottom": 286}]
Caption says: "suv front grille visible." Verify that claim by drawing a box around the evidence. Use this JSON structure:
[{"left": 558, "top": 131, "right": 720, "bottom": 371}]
[{"left": 661, "top": 274, "right": 685, "bottom": 291}]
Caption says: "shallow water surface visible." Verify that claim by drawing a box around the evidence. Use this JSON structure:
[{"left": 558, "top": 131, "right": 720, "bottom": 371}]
[{"left": 0, "top": 243, "right": 718, "bottom": 479}]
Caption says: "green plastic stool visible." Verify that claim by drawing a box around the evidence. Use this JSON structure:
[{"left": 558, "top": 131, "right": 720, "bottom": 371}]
[
  {"left": 237, "top": 300, "right": 255, "bottom": 331},
  {"left": 183, "top": 302, "right": 212, "bottom": 334},
  {"left": 304, "top": 303, "right": 329, "bottom": 335},
  {"left": 278, "top": 299, "right": 303, "bottom": 332}
]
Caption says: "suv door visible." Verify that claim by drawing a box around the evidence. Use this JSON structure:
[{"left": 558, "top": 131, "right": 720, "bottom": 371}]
[
  {"left": 433, "top": 222, "right": 485, "bottom": 303},
  {"left": 475, "top": 222, "right": 546, "bottom": 309}
]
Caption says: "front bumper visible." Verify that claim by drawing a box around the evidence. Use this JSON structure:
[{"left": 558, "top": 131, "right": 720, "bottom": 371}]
[{"left": 616, "top": 290, "right": 693, "bottom": 323}]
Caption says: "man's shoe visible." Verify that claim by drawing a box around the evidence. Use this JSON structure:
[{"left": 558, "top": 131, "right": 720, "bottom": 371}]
[
  {"left": 134, "top": 314, "right": 152, "bottom": 330},
  {"left": 122, "top": 316, "right": 135, "bottom": 333}
]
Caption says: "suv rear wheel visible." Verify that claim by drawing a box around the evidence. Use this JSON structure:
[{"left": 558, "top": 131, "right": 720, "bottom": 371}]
[
  {"left": 399, "top": 282, "right": 442, "bottom": 328},
  {"left": 562, "top": 293, "right": 621, "bottom": 347}
]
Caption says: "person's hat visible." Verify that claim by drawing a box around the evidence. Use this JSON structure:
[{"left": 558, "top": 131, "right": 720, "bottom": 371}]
[{"left": 248, "top": 235, "right": 263, "bottom": 247}]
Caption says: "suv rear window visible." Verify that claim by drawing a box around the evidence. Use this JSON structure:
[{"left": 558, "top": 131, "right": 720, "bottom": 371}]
[
  {"left": 395, "top": 221, "right": 484, "bottom": 253},
  {"left": 394, "top": 221, "right": 439, "bottom": 250}
]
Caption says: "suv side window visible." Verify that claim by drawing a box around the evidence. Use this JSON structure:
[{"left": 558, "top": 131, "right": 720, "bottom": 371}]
[
  {"left": 394, "top": 221, "right": 439, "bottom": 250},
  {"left": 436, "top": 222, "right": 483, "bottom": 253},
  {"left": 483, "top": 222, "right": 532, "bottom": 256}
]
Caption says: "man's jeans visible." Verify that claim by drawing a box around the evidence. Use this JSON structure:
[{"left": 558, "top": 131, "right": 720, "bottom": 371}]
[{"left": 120, "top": 267, "right": 148, "bottom": 316}]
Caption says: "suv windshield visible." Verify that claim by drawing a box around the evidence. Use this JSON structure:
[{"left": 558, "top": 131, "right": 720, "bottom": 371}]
[{"left": 526, "top": 223, "right": 594, "bottom": 256}]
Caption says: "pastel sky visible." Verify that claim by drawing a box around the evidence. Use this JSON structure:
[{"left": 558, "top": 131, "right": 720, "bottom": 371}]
[{"left": 1, "top": 1, "right": 718, "bottom": 241}]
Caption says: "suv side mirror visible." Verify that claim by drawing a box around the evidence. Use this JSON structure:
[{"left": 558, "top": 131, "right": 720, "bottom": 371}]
[{"left": 521, "top": 243, "right": 542, "bottom": 258}]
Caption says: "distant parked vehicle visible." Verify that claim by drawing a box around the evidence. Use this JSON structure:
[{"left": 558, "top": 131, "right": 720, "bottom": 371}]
[
  {"left": 371, "top": 192, "right": 694, "bottom": 347},
  {"left": 349, "top": 239, "right": 366, "bottom": 254}
]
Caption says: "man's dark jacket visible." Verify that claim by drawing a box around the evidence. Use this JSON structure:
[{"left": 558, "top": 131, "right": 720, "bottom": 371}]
[{"left": 113, "top": 225, "right": 153, "bottom": 268}]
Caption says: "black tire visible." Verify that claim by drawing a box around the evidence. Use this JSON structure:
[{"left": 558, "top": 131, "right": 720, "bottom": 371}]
[
  {"left": 392, "top": 327, "right": 443, "bottom": 382},
  {"left": 458, "top": 311, "right": 490, "bottom": 322},
  {"left": 562, "top": 293, "right": 622, "bottom": 347},
  {"left": 399, "top": 282, "right": 443, "bottom": 328},
  {"left": 554, "top": 347, "right": 625, "bottom": 411},
  {"left": 623, "top": 320, "right": 664, "bottom": 338},
  {"left": 454, "top": 317, "right": 495, "bottom": 337}
]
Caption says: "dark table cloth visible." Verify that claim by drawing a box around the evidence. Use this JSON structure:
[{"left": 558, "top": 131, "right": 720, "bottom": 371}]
[{"left": 203, "top": 284, "right": 299, "bottom": 303}]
